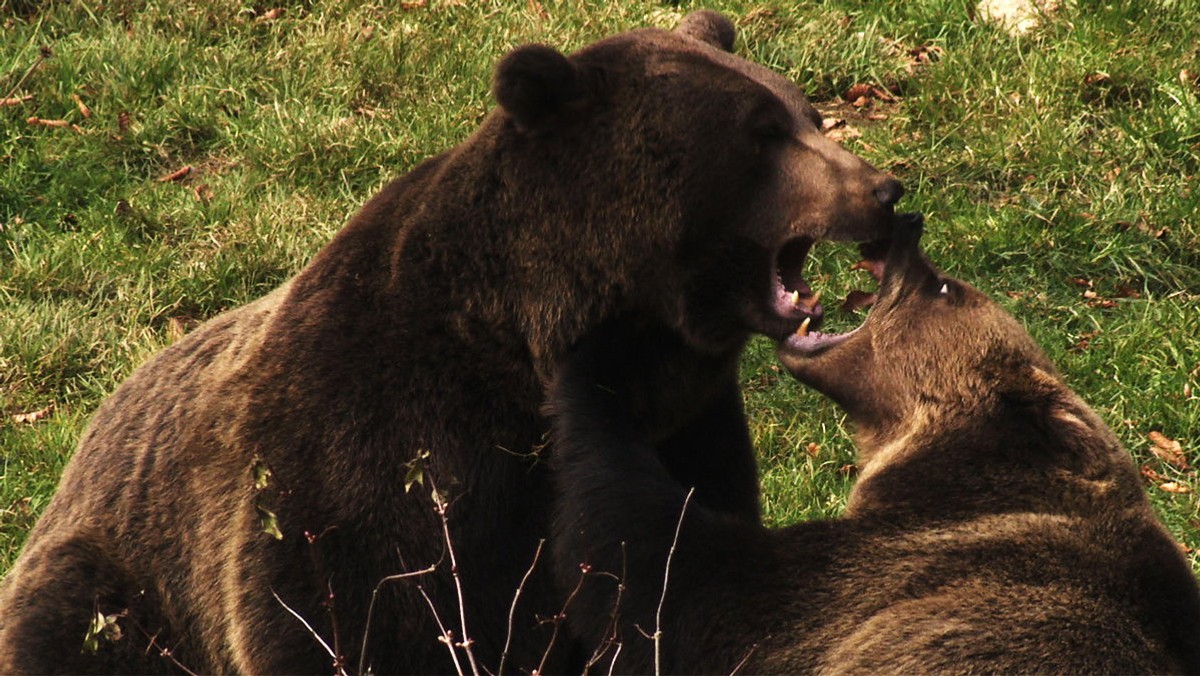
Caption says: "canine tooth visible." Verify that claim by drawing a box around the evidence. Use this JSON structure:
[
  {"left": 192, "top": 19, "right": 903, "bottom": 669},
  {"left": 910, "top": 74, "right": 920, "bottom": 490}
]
[
  {"left": 939, "top": 283, "right": 949, "bottom": 295},
  {"left": 809, "top": 289, "right": 822, "bottom": 306},
  {"left": 790, "top": 290, "right": 801, "bottom": 306},
  {"left": 796, "top": 317, "right": 811, "bottom": 337}
]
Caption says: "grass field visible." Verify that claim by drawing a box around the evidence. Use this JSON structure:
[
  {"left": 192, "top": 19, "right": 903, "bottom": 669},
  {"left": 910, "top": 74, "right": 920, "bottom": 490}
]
[{"left": 2, "top": 0, "right": 1197, "bottom": 579}]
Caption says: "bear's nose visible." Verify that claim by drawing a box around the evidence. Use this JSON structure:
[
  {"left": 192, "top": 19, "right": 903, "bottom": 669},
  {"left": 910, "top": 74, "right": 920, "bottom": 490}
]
[{"left": 873, "top": 177, "right": 904, "bottom": 207}]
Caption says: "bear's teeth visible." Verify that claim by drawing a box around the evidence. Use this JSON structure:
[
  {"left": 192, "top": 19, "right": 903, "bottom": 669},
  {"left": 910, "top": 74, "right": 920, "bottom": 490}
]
[
  {"left": 796, "top": 317, "right": 811, "bottom": 337},
  {"left": 789, "top": 290, "right": 801, "bottom": 306},
  {"left": 807, "top": 289, "right": 822, "bottom": 308}
]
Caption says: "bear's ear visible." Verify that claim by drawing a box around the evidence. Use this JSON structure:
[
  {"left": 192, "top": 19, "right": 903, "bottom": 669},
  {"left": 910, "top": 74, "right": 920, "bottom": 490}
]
[
  {"left": 675, "top": 10, "right": 736, "bottom": 52},
  {"left": 493, "top": 44, "right": 584, "bottom": 132}
]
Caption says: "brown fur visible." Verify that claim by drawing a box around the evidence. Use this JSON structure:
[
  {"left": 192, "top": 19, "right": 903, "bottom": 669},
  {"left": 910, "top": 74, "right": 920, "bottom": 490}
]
[
  {"left": 548, "top": 215, "right": 1200, "bottom": 673},
  {"left": 0, "top": 12, "right": 901, "bottom": 674}
]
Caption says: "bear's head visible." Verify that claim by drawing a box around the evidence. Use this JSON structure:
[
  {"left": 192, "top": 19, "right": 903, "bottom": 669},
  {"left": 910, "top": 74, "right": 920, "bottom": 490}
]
[
  {"left": 488, "top": 11, "right": 903, "bottom": 359},
  {"left": 776, "top": 214, "right": 1065, "bottom": 451}
]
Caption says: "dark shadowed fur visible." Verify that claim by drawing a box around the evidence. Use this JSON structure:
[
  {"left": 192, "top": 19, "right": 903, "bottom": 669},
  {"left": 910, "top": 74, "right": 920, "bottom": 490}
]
[
  {"left": 0, "top": 11, "right": 902, "bottom": 674},
  {"left": 548, "top": 215, "right": 1200, "bottom": 673}
]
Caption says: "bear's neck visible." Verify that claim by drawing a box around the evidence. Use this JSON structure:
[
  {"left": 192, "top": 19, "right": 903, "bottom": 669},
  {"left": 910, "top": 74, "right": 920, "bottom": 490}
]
[{"left": 845, "top": 394, "right": 1146, "bottom": 528}]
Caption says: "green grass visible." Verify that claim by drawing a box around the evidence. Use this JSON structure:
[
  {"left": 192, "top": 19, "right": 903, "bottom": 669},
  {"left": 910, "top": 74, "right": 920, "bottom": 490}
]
[{"left": 2, "top": 0, "right": 1197, "bottom": 577}]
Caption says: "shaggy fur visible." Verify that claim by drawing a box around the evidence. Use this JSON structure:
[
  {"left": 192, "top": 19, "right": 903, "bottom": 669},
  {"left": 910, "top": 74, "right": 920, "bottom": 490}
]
[
  {"left": 549, "top": 215, "right": 1200, "bottom": 673},
  {"left": 0, "top": 11, "right": 901, "bottom": 674}
]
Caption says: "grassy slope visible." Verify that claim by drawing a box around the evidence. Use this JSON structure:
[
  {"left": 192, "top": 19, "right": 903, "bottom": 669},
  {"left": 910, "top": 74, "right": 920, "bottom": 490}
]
[{"left": 1, "top": 0, "right": 1197, "bottom": 574}]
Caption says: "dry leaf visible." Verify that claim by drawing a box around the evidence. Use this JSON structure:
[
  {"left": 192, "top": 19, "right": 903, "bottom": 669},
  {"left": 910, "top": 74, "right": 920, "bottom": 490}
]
[
  {"left": 257, "top": 8, "right": 284, "bottom": 21},
  {"left": 0, "top": 94, "right": 33, "bottom": 107},
  {"left": 1158, "top": 482, "right": 1192, "bottom": 494},
  {"left": 1070, "top": 277, "right": 1093, "bottom": 288},
  {"left": 193, "top": 183, "right": 214, "bottom": 203},
  {"left": 159, "top": 166, "right": 192, "bottom": 182},
  {"left": 838, "top": 463, "right": 858, "bottom": 476},
  {"left": 1140, "top": 464, "right": 1167, "bottom": 483},
  {"left": 805, "top": 442, "right": 820, "bottom": 457},
  {"left": 825, "top": 121, "right": 862, "bottom": 143},
  {"left": 13, "top": 405, "right": 53, "bottom": 424},
  {"left": 72, "top": 93, "right": 92, "bottom": 118},
  {"left": 26, "top": 116, "right": 69, "bottom": 128},
  {"left": 1149, "top": 431, "right": 1189, "bottom": 471},
  {"left": 400, "top": 0, "right": 427, "bottom": 8},
  {"left": 1069, "top": 330, "right": 1101, "bottom": 352},
  {"left": 843, "top": 83, "right": 873, "bottom": 102},
  {"left": 117, "top": 111, "right": 130, "bottom": 133}
]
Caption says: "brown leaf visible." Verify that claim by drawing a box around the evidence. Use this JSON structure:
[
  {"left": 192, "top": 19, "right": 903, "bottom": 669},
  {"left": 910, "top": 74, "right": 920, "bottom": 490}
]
[
  {"left": 843, "top": 83, "right": 873, "bottom": 102},
  {"left": 825, "top": 121, "right": 862, "bottom": 143},
  {"left": 26, "top": 116, "right": 69, "bottom": 128},
  {"left": 71, "top": 93, "right": 92, "bottom": 118},
  {"left": 1069, "top": 330, "right": 1101, "bottom": 352},
  {"left": 158, "top": 165, "right": 192, "bottom": 182},
  {"left": 193, "top": 183, "right": 214, "bottom": 203},
  {"left": 1069, "top": 277, "right": 1092, "bottom": 288},
  {"left": 12, "top": 405, "right": 53, "bottom": 424},
  {"left": 1140, "top": 464, "right": 1167, "bottom": 484},
  {"left": 805, "top": 442, "right": 820, "bottom": 457},
  {"left": 838, "top": 463, "right": 858, "bottom": 476},
  {"left": 0, "top": 94, "right": 33, "bottom": 107},
  {"left": 1114, "top": 284, "right": 1141, "bottom": 299},
  {"left": 1158, "top": 482, "right": 1192, "bottom": 494},
  {"left": 1149, "top": 431, "right": 1190, "bottom": 471},
  {"left": 117, "top": 111, "right": 131, "bottom": 133},
  {"left": 257, "top": 8, "right": 284, "bottom": 21}
]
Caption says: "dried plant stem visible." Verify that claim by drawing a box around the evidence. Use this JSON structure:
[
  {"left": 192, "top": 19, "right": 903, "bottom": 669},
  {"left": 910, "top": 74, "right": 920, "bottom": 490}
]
[
  {"left": 358, "top": 563, "right": 439, "bottom": 676},
  {"left": 417, "top": 584, "right": 466, "bottom": 676},
  {"left": 584, "top": 542, "right": 628, "bottom": 673},
  {"left": 655, "top": 488, "right": 694, "bottom": 676},
  {"left": 272, "top": 590, "right": 348, "bottom": 676},
  {"left": 498, "top": 538, "right": 545, "bottom": 676},
  {"left": 534, "top": 561, "right": 589, "bottom": 675},
  {"left": 430, "top": 478, "right": 482, "bottom": 676},
  {"left": 3, "top": 48, "right": 49, "bottom": 103}
]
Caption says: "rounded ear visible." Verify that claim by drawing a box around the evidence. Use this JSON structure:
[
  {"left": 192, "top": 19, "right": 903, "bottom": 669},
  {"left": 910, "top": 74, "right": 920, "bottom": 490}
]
[
  {"left": 675, "top": 10, "right": 736, "bottom": 52},
  {"left": 492, "top": 44, "right": 582, "bottom": 131}
]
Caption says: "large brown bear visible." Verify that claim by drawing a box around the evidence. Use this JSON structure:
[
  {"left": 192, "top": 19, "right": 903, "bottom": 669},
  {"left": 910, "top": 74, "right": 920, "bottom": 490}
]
[
  {"left": 0, "top": 11, "right": 902, "bottom": 674},
  {"left": 548, "top": 214, "right": 1200, "bottom": 673}
]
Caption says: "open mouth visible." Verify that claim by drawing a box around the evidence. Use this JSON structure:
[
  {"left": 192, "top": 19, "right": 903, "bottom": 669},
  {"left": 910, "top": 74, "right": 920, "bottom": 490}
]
[
  {"left": 778, "top": 237, "right": 890, "bottom": 356},
  {"left": 771, "top": 237, "right": 825, "bottom": 328}
]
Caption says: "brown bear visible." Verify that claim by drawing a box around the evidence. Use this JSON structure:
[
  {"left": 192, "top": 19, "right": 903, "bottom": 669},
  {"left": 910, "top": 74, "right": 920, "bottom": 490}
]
[
  {"left": 548, "top": 213, "right": 1200, "bottom": 673},
  {"left": 0, "top": 11, "right": 902, "bottom": 674}
]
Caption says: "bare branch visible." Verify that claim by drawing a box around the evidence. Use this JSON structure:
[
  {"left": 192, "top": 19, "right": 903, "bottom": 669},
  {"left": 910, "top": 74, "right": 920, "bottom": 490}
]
[
  {"left": 358, "top": 563, "right": 439, "bottom": 676},
  {"left": 271, "top": 589, "right": 348, "bottom": 676},
  {"left": 498, "top": 538, "right": 545, "bottom": 676},
  {"left": 584, "top": 542, "right": 628, "bottom": 673},
  {"left": 430, "top": 476, "right": 482, "bottom": 676},
  {"left": 655, "top": 488, "right": 694, "bottom": 676},
  {"left": 535, "top": 561, "right": 590, "bottom": 675},
  {"left": 729, "top": 641, "right": 761, "bottom": 676},
  {"left": 417, "top": 584, "right": 466, "bottom": 676}
]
